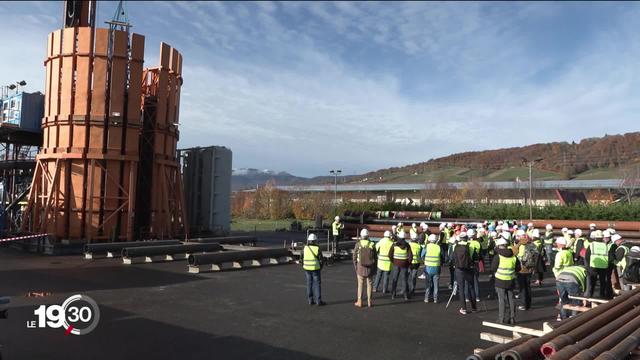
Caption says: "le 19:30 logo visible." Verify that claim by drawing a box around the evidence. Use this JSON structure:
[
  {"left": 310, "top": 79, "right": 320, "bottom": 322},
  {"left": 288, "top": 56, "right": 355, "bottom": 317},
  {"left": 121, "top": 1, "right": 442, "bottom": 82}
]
[{"left": 27, "top": 294, "right": 100, "bottom": 336}]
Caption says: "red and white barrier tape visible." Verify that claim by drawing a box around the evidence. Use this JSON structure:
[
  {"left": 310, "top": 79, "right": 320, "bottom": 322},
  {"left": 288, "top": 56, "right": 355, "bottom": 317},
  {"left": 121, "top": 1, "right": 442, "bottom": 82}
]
[{"left": 0, "top": 234, "right": 50, "bottom": 243}]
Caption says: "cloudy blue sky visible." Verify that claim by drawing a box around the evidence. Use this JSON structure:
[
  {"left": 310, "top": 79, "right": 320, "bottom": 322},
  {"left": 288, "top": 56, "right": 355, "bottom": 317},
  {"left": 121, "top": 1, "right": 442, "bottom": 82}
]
[{"left": 1, "top": 2, "right": 639, "bottom": 177}]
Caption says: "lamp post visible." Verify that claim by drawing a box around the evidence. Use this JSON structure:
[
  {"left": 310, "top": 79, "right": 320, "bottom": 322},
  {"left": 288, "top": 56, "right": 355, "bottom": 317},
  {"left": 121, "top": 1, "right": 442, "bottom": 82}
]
[
  {"left": 522, "top": 157, "right": 543, "bottom": 220},
  {"left": 329, "top": 169, "right": 341, "bottom": 214}
]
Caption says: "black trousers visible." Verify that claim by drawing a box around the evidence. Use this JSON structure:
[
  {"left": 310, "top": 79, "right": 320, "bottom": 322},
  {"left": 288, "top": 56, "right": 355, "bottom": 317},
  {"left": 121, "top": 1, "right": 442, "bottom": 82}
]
[
  {"left": 586, "top": 268, "right": 610, "bottom": 299},
  {"left": 517, "top": 273, "right": 532, "bottom": 310},
  {"left": 455, "top": 269, "right": 476, "bottom": 311}
]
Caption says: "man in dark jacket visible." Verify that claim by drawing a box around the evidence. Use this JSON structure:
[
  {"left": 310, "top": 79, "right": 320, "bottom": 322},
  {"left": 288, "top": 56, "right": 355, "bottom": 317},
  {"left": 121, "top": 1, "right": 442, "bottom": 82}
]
[
  {"left": 453, "top": 232, "right": 477, "bottom": 314},
  {"left": 388, "top": 231, "right": 413, "bottom": 301},
  {"left": 492, "top": 238, "right": 521, "bottom": 324}
]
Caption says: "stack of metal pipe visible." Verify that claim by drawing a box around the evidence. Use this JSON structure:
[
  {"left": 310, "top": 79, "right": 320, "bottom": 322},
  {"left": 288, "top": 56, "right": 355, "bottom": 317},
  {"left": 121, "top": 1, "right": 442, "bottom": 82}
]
[{"left": 467, "top": 287, "right": 640, "bottom": 360}]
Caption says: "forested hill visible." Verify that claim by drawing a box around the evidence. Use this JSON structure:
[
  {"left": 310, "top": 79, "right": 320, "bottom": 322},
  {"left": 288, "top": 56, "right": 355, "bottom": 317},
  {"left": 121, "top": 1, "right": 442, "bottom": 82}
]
[{"left": 352, "top": 132, "right": 640, "bottom": 183}]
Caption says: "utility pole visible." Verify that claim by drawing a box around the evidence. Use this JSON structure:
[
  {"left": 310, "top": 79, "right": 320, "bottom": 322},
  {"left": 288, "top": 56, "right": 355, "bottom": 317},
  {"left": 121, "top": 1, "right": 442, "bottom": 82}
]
[
  {"left": 329, "top": 169, "right": 341, "bottom": 214},
  {"left": 522, "top": 157, "right": 543, "bottom": 220}
]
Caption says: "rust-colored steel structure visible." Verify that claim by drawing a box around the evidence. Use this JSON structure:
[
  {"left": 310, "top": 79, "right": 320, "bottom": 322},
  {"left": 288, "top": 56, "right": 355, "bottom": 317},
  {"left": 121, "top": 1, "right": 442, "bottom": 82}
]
[
  {"left": 135, "top": 43, "right": 187, "bottom": 240},
  {"left": 23, "top": 1, "right": 186, "bottom": 243}
]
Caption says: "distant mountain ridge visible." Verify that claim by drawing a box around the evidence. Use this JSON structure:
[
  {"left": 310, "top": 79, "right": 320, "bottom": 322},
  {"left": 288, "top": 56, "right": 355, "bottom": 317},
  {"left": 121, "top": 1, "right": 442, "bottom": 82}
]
[
  {"left": 232, "top": 132, "right": 640, "bottom": 190},
  {"left": 231, "top": 168, "right": 355, "bottom": 191}
]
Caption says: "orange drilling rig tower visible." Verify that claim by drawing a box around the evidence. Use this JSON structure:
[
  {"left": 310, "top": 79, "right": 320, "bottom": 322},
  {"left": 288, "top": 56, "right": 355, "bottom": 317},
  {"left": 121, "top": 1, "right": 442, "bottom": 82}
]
[{"left": 22, "top": 0, "right": 186, "bottom": 246}]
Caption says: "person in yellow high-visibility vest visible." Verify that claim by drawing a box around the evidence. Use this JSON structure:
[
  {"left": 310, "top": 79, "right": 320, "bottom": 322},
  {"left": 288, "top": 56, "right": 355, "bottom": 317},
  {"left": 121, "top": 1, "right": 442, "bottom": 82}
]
[
  {"left": 555, "top": 265, "right": 587, "bottom": 320},
  {"left": 373, "top": 231, "right": 393, "bottom": 294},
  {"left": 553, "top": 237, "right": 574, "bottom": 277},
  {"left": 492, "top": 237, "right": 520, "bottom": 324},
  {"left": 388, "top": 231, "right": 413, "bottom": 301},
  {"left": 421, "top": 234, "right": 443, "bottom": 303},
  {"left": 585, "top": 230, "right": 612, "bottom": 300},
  {"left": 409, "top": 223, "right": 419, "bottom": 242},
  {"left": 302, "top": 233, "right": 325, "bottom": 306},
  {"left": 407, "top": 231, "right": 422, "bottom": 297},
  {"left": 613, "top": 234, "right": 632, "bottom": 291},
  {"left": 331, "top": 216, "right": 344, "bottom": 255},
  {"left": 353, "top": 229, "right": 376, "bottom": 308}
]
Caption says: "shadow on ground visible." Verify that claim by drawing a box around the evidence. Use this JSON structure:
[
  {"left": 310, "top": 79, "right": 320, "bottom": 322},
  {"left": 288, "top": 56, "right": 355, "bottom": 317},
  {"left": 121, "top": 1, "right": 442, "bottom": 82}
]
[{"left": 0, "top": 304, "right": 331, "bottom": 360}]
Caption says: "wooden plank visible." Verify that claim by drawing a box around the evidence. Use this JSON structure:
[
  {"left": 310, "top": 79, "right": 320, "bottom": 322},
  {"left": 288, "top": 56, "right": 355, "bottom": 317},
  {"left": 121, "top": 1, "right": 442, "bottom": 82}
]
[
  {"left": 131, "top": 33, "right": 145, "bottom": 60},
  {"left": 74, "top": 27, "right": 93, "bottom": 116},
  {"left": 49, "top": 59, "right": 61, "bottom": 116},
  {"left": 44, "top": 32, "right": 53, "bottom": 117},
  {"left": 127, "top": 34, "right": 145, "bottom": 124},
  {"left": 170, "top": 47, "right": 178, "bottom": 73},
  {"left": 480, "top": 332, "right": 515, "bottom": 344},
  {"left": 563, "top": 305, "right": 591, "bottom": 313},
  {"left": 160, "top": 42, "right": 171, "bottom": 68},
  {"left": 166, "top": 74, "right": 176, "bottom": 125},
  {"left": 112, "top": 30, "right": 127, "bottom": 57},
  {"left": 481, "top": 321, "right": 547, "bottom": 337},
  {"left": 91, "top": 29, "right": 109, "bottom": 117},
  {"left": 62, "top": 27, "right": 75, "bottom": 54},
  {"left": 568, "top": 296, "right": 609, "bottom": 304},
  {"left": 155, "top": 70, "right": 168, "bottom": 128},
  {"left": 109, "top": 57, "right": 126, "bottom": 117},
  {"left": 77, "top": 27, "right": 92, "bottom": 53}
]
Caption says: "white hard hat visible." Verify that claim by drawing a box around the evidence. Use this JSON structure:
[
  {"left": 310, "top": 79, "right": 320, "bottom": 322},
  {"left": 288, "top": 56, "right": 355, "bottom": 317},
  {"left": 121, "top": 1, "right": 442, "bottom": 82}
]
[
  {"left": 593, "top": 230, "right": 603, "bottom": 239},
  {"left": 606, "top": 228, "right": 616, "bottom": 234},
  {"left": 420, "top": 222, "right": 428, "bottom": 229},
  {"left": 335, "top": 216, "right": 340, "bottom": 221},
  {"left": 448, "top": 235, "right": 458, "bottom": 244},
  {"left": 630, "top": 246, "right": 640, "bottom": 253},
  {"left": 428, "top": 234, "right": 438, "bottom": 242},
  {"left": 567, "top": 230, "right": 574, "bottom": 235},
  {"left": 501, "top": 231, "right": 512, "bottom": 240},
  {"left": 527, "top": 222, "right": 534, "bottom": 227},
  {"left": 360, "top": 229, "right": 369, "bottom": 238},
  {"left": 611, "top": 234, "right": 622, "bottom": 242},
  {"left": 410, "top": 232, "right": 417, "bottom": 240},
  {"left": 397, "top": 231, "right": 406, "bottom": 239},
  {"left": 602, "top": 230, "right": 611, "bottom": 238},
  {"left": 477, "top": 228, "right": 486, "bottom": 234},
  {"left": 397, "top": 222, "right": 403, "bottom": 227},
  {"left": 490, "top": 231, "right": 498, "bottom": 238},
  {"left": 589, "top": 223, "right": 596, "bottom": 228},
  {"left": 447, "top": 222, "right": 453, "bottom": 227},
  {"left": 516, "top": 229, "right": 525, "bottom": 237},
  {"left": 498, "top": 221, "right": 504, "bottom": 225},
  {"left": 383, "top": 230, "right": 391, "bottom": 238},
  {"left": 496, "top": 238, "right": 508, "bottom": 246},
  {"left": 531, "top": 229, "right": 540, "bottom": 238},
  {"left": 467, "top": 229, "right": 476, "bottom": 237},
  {"left": 412, "top": 223, "right": 417, "bottom": 228},
  {"left": 546, "top": 224, "right": 553, "bottom": 230},
  {"left": 439, "top": 223, "right": 446, "bottom": 229},
  {"left": 458, "top": 232, "right": 468, "bottom": 239},
  {"left": 392, "top": 225, "right": 397, "bottom": 229},
  {"left": 561, "top": 227, "right": 568, "bottom": 233},
  {"left": 307, "top": 233, "right": 318, "bottom": 242},
  {"left": 590, "top": 232, "right": 595, "bottom": 239},
  {"left": 575, "top": 229, "right": 582, "bottom": 236},
  {"left": 556, "top": 237, "right": 566, "bottom": 246},
  {"left": 477, "top": 223, "right": 484, "bottom": 228}
]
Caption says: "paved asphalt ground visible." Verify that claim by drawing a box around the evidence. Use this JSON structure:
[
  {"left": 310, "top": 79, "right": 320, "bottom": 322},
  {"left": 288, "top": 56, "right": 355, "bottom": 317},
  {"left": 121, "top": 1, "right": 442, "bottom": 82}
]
[{"left": 0, "top": 233, "right": 559, "bottom": 360}]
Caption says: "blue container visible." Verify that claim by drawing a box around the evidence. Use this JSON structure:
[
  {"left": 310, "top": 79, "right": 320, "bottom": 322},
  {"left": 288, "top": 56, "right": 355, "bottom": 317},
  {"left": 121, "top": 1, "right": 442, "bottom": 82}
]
[{"left": 0, "top": 91, "right": 44, "bottom": 133}]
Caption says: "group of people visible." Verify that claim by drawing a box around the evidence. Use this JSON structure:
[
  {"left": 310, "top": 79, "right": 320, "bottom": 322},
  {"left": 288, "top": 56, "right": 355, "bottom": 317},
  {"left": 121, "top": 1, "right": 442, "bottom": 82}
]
[{"left": 302, "top": 219, "right": 638, "bottom": 324}]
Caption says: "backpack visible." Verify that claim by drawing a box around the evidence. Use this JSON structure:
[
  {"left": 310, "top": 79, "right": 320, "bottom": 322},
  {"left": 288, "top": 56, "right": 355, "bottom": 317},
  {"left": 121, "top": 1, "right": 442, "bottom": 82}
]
[
  {"left": 357, "top": 242, "right": 375, "bottom": 267},
  {"left": 624, "top": 253, "right": 640, "bottom": 283},
  {"left": 520, "top": 243, "right": 540, "bottom": 270},
  {"left": 453, "top": 244, "right": 473, "bottom": 270}
]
